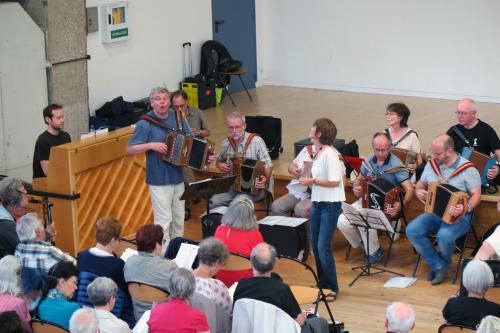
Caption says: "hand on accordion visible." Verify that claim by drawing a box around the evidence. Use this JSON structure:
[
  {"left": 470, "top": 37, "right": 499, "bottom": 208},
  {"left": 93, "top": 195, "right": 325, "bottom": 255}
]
[
  {"left": 487, "top": 164, "right": 499, "bottom": 180},
  {"left": 299, "top": 177, "right": 313, "bottom": 186},
  {"left": 416, "top": 188, "right": 428, "bottom": 203},
  {"left": 207, "top": 153, "right": 216, "bottom": 165},
  {"left": 449, "top": 204, "right": 464, "bottom": 217},
  {"left": 150, "top": 142, "right": 167, "bottom": 154},
  {"left": 385, "top": 201, "right": 401, "bottom": 218},
  {"left": 353, "top": 184, "right": 363, "bottom": 197},
  {"left": 216, "top": 161, "right": 232, "bottom": 173},
  {"left": 255, "top": 175, "right": 267, "bottom": 189},
  {"left": 406, "top": 162, "right": 417, "bottom": 173}
]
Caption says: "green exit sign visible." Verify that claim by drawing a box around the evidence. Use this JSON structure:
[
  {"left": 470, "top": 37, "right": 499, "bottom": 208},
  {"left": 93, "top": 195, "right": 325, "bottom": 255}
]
[{"left": 111, "top": 28, "right": 128, "bottom": 39}]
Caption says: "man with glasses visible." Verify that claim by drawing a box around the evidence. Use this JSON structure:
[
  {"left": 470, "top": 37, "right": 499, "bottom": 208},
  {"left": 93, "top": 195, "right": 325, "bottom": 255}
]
[
  {"left": 337, "top": 132, "right": 414, "bottom": 264},
  {"left": 447, "top": 98, "right": 500, "bottom": 181},
  {"left": 171, "top": 90, "right": 211, "bottom": 139},
  {"left": 210, "top": 111, "right": 273, "bottom": 208}
]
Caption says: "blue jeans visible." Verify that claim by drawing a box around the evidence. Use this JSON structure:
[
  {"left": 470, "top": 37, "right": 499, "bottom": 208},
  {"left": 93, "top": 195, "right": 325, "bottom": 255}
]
[
  {"left": 406, "top": 212, "right": 473, "bottom": 272},
  {"left": 310, "top": 201, "right": 341, "bottom": 293}
]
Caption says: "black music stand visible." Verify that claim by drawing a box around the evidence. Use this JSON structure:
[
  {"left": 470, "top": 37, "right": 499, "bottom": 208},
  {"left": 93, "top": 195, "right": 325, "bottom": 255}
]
[
  {"left": 341, "top": 202, "right": 404, "bottom": 286},
  {"left": 180, "top": 176, "right": 236, "bottom": 217}
]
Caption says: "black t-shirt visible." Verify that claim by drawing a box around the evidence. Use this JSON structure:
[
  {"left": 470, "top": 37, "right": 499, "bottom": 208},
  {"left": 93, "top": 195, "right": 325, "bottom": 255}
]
[
  {"left": 442, "top": 296, "right": 500, "bottom": 328},
  {"left": 233, "top": 275, "right": 301, "bottom": 319},
  {"left": 33, "top": 130, "right": 71, "bottom": 178},
  {"left": 447, "top": 120, "right": 500, "bottom": 156}
]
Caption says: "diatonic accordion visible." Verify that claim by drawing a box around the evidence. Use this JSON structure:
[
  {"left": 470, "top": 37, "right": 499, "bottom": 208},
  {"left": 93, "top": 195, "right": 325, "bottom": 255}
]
[
  {"left": 361, "top": 177, "right": 404, "bottom": 219},
  {"left": 461, "top": 147, "right": 496, "bottom": 186},
  {"left": 163, "top": 133, "right": 214, "bottom": 170},
  {"left": 391, "top": 148, "right": 417, "bottom": 168},
  {"left": 424, "top": 182, "right": 469, "bottom": 224},
  {"left": 232, "top": 157, "right": 265, "bottom": 195}
]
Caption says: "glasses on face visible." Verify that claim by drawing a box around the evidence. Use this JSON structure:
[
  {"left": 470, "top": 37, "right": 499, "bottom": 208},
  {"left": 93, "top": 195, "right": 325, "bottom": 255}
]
[
  {"left": 455, "top": 111, "right": 471, "bottom": 117},
  {"left": 374, "top": 147, "right": 390, "bottom": 153},
  {"left": 385, "top": 112, "right": 398, "bottom": 117},
  {"left": 227, "top": 125, "right": 243, "bottom": 131},
  {"left": 173, "top": 103, "right": 187, "bottom": 110},
  {"left": 152, "top": 96, "right": 168, "bottom": 102}
]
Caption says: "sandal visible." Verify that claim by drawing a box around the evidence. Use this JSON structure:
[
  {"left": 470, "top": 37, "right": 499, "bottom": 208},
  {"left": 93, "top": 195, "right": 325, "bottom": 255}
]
[{"left": 313, "top": 291, "right": 337, "bottom": 304}]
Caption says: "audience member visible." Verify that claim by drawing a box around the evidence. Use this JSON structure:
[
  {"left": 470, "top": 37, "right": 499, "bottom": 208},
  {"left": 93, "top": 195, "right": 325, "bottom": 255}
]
[
  {"left": 124, "top": 224, "right": 176, "bottom": 320},
  {"left": 37, "top": 260, "right": 80, "bottom": 329},
  {"left": 442, "top": 259, "right": 500, "bottom": 328},
  {"left": 475, "top": 198, "right": 500, "bottom": 260},
  {"left": 0, "top": 256, "right": 32, "bottom": 332},
  {"left": 0, "top": 177, "right": 27, "bottom": 259},
  {"left": 214, "top": 195, "right": 263, "bottom": 287},
  {"left": 21, "top": 267, "right": 44, "bottom": 312},
  {"left": 147, "top": 268, "right": 210, "bottom": 333},
  {"left": 15, "top": 212, "right": 75, "bottom": 273},
  {"left": 69, "top": 307, "right": 99, "bottom": 333},
  {"left": 0, "top": 311, "right": 24, "bottom": 333},
  {"left": 385, "top": 302, "right": 415, "bottom": 333},
  {"left": 476, "top": 315, "right": 500, "bottom": 333},
  {"left": 87, "top": 277, "right": 131, "bottom": 333}
]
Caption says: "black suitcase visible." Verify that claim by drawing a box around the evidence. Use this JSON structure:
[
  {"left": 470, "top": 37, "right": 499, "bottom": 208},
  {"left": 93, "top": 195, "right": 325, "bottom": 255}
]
[
  {"left": 294, "top": 137, "right": 346, "bottom": 158},
  {"left": 201, "top": 213, "right": 223, "bottom": 238},
  {"left": 245, "top": 116, "right": 283, "bottom": 160}
]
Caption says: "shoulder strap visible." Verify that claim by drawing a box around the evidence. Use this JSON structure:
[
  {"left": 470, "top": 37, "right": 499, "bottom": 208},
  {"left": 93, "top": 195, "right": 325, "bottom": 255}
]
[
  {"left": 428, "top": 158, "right": 475, "bottom": 182},
  {"left": 142, "top": 114, "right": 177, "bottom": 132},
  {"left": 392, "top": 129, "right": 417, "bottom": 147},
  {"left": 451, "top": 125, "right": 472, "bottom": 148},
  {"left": 227, "top": 133, "right": 259, "bottom": 155}
]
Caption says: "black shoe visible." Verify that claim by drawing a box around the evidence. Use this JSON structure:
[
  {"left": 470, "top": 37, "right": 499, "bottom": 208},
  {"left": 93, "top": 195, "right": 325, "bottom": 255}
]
[
  {"left": 431, "top": 267, "right": 449, "bottom": 285},
  {"left": 426, "top": 271, "right": 436, "bottom": 281},
  {"left": 366, "top": 247, "right": 384, "bottom": 265}
]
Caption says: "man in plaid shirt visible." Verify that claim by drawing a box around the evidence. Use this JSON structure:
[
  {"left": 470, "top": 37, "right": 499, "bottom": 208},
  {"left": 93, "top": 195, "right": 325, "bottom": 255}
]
[{"left": 15, "top": 213, "right": 75, "bottom": 273}]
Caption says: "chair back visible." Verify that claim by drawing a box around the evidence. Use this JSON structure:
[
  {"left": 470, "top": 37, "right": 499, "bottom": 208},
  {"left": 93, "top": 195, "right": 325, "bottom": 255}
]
[
  {"left": 31, "top": 319, "right": 69, "bottom": 333},
  {"left": 128, "top": 282, "right": 169, "bottom": 303},
  {"left": 438, "top": 323, "right": 475, "bottom": 332},
  {"left": 223, "top": 252, "right": 252, "bottom": 271},
  {"left": 113, "top": 237, "right": 137, "bottom": 258}
]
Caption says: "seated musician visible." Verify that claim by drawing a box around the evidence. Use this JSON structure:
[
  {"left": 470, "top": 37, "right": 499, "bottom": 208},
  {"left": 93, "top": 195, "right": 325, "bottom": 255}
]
[
  {"left": 406, "top": 134, "right": 482, "bottom": 285},
  {"left": 33, "top": 104, "right": 71, "bottom": 179},
  {"left": 474, "top": 197, "right": 500, "bottom": 260},
  {"left": 338, "top": 132, "right": 414, "bottom": 265},
  {"left": 210, "top": 111, "right": 273, "bottom": 208},
  {"left": 446, "top": 98, "right": 500, "bottom": 181}
]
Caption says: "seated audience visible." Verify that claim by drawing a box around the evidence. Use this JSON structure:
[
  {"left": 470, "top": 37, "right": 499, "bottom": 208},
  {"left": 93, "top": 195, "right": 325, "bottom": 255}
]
[
  {"left": 0, "top": 255, "right": 32, "bottom": 332},
  {"left": 476, "top": 315, "right": 500, "bottom": 333},
  {"left": 193, "top": 237, "right": 232, "bottom": 315},
  {"left": 0, "top": 177, "right": 27, "bottom": 259},
  {"left": 124, "top": 224, "right": 176, "bottom": 320},
  {"left": 69, "top": 307, "right": 99, "bottom": 333},
  {"left": 385, "top": 302, "right": 415, "bottom": 333},
  {"left": 442, "top": 259, "right": 500, "bottom": 328},
  {"left": 21, "top": 266, "right": 44, "bottom": 312},
  {"left": 87, "top": 277, "right": 131, "bottom": 333},
  {"left": 475, "top": 198, "right": 500, "bottom": 260},
  {"left": 214, "top": 195, "right": 263, "bottom": 287},
  {"left": 15, "top": 213, "right": 75, "bottom": 273},
  {"left": 37, "top": 260, "right": 80, "bottom": 329},
  {"left": 234, "top": 243, "right": 328, "bottom": 332},
  {"left": 0, "top": 311, "right": 25, "bottom": 333},
  {"left": 148, "top": 267, "right": 210, "bottom": 333}
]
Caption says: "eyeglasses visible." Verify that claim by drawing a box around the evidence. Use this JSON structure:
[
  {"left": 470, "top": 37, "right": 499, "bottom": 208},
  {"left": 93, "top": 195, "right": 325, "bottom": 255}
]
[
  {"left": 152, "top": 97, "right": 168, "bottom": 102},
  {"left": 385, "top": 112, "right": 398, "bottom": 117},
  {"left": 227, "top": 125, "right": 243, "bottom": 131},
  {"left": 374, "top": 148, "right": 390, "bottom": 153},
  {"left": 455, "top": 111, "right": 471, "bottom": 116},
  {"left": 173, "top": 103, "right": 187, "bottom": 109}
]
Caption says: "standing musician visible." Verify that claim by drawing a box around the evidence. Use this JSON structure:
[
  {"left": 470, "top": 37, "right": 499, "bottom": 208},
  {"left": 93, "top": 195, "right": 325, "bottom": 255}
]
[
  {"left": 210, "top": 111, "right": 273, "bottom": 208},
  {"left": 406, "top": 134, "right": 481, "bottom": 285},
  {"left": 298, "top": 118, "right": 344, "bottom": 301},
  {"left": 127, "top": 87, "right": 213, "bottom": 248},
  {"left": 338, "top": 132, "right": 414, "bottom": 265},
  {"left": 446, "top": 98, "right": 500, "bottom": 181}
]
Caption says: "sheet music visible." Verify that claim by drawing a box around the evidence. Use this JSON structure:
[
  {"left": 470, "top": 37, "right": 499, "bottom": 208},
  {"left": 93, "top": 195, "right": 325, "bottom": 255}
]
[
  {"left": 384, "top": 277, "right": 417, "bottom": 288},
  {"left": 341, "top": 202, "right": 393, "bottom": 233},
  {"left": 133, "top": 310, "right": 151, "bottom": 333},
  {"left": 174, "top": 243, "right": 199, "bottom": 269},
  {"left": 258, "top": 216, "right": 307, "bottom": 227},
  {"left": 120, "top": 248, "right": 138, "bottom": 262}
]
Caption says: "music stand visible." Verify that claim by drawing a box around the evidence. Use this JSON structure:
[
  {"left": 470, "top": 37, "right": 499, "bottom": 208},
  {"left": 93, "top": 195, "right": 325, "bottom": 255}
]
[
  {"left": 181, "top": 175, "right": 236, "bottom": 217},
  {"left": 341, "top": 202, "right": 404, "bottom": 286}
]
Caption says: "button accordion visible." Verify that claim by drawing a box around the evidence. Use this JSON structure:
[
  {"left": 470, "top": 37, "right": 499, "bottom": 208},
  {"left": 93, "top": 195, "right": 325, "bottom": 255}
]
[
  {"left": 361, "top": 177, "right": 404, "bottom": 219},
  {"left": 231, "top": 157, "right": 265, "bottom": 195},
  {"left": 391, "top": 148, "right": 417, "bottom": 168},
  {"left": 460, "top": 147, "right": 496, "bottom": 187},
  {"left": 424, "top": 182, "right": 469, "bottom": 224},
  {"left": 163, "top": 133, "right": 214, "bottom": 170}
]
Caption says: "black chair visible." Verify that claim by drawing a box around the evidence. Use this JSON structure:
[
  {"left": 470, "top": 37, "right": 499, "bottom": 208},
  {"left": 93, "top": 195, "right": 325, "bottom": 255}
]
[{"left": 437, "top": 323, "right": 475, "bottom": 332}]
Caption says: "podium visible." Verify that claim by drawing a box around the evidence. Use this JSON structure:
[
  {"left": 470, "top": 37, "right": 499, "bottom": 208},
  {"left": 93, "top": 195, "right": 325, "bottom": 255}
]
[{"left": 32, "top": 127, "right": 152, "bottom": 256}]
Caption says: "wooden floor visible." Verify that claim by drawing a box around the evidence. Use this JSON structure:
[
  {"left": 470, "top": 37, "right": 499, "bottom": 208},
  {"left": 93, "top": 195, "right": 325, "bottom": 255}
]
[{"left": 185, "top": 86, "right": 500, "bottom": 333}]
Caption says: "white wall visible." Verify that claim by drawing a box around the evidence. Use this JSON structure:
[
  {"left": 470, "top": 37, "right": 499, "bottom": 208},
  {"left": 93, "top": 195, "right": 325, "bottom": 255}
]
[
  {"left": 86, "top": 0, "right": 212, "bottom": 113},
  {"left": 257, "top": 0, "right": 500, "bottom": 102}
]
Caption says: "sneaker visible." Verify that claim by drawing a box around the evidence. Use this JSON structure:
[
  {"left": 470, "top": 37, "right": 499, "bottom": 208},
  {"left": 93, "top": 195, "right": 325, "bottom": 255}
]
[
  {"left": 431, "top": 267, "right": 449, "bottom": 285},
  {"left": 366, "top": 247, "right": 384, "bottom": 265}
]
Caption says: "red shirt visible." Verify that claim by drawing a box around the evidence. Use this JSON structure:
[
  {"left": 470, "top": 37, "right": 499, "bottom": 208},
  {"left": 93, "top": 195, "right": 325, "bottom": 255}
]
[
  {"left": 148, "top": 298, "right": 209, "bottom": 333},
  {"left": 214, "top": 225, "right": 263, "bottom": 287}
]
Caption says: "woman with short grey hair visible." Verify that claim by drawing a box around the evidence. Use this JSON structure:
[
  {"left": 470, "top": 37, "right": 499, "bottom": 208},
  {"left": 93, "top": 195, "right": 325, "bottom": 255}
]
[
  {"left": 148, "top": 268, "right": 210, "bottom": 333},
  {"left": 87, "top": 277, "right": 131, "bottom": 333},
  {"left": 214, "top": 195, "right": 263, "bottom": 287},
  {"left": 443, "top": 259, "right": 500, "bottom": 328}
]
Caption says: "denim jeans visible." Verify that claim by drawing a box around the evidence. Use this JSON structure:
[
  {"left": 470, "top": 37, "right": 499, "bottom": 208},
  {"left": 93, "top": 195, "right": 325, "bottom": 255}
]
[
  {"left": 310, "top": 201, "right": 341, "bottom": 293},
  {"left": 406, "top": 212, "right": 473, "bottom": 272}
]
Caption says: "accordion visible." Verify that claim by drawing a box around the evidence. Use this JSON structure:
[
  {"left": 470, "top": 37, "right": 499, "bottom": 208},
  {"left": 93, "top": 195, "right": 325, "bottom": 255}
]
[
  {"left": 301, "top": 161, "right": 313, "bottom": 178},
  {"left": 424, "top": 182, "right": 469, "bottom": 224},
  {"left": 361, "top": 177, "right": 404, "bottom": 218},
  {"left": 232, "top": 157, "right": 265, "bottom": 195},
  {"left": 461, "top": 147, "right": 496, "bottom": 186},
  {"left": 188, "top": 138, "right": 215, "bottom": 170},
  {"left": 163, "top": 133, "right": 214, "bottom": 170},
  {"left": 391, "top": 148, "right": 417, "bottom": 168}
]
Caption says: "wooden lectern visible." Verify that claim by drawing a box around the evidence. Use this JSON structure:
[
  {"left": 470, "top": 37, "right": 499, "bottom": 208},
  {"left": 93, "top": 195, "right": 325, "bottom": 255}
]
[{"left": 32, "top": 127, "right": 152, "bottom": 256}]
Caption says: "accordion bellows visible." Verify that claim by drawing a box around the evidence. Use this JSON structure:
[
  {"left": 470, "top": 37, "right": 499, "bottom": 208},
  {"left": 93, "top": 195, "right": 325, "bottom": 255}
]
[
  {"left": 424, "top": 182, "right": 469, "bottom": 224},
  {"left": 361, "top": 177, "right": 404, "bottom": 218}
]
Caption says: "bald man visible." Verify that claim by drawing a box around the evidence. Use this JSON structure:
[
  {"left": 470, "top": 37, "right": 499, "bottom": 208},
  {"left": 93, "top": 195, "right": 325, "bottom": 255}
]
[
  {"left": 447, "top": 98, "right": 500, "bottom": 180},
  {"left": 406, "top": 134, "right": 481, "bottom": 285},
  {"left": 385, "top": 302, "right": 415, "bottom": 333}
]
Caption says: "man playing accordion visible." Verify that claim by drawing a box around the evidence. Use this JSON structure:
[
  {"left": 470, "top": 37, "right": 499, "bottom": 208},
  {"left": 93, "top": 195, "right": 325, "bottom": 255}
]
[{"left": 406, "top": 134, "right": 482, "bottom": 285}]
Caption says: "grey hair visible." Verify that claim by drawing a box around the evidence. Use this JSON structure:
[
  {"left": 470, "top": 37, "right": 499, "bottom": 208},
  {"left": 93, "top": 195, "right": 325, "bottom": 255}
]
[
  {"left": 463, "top": 259, "right": 493, "bottom": 295},
  {"left": 0, "top": 177, "right": 25, "bottom": 209},
  {"left": 87, "top": 277, "right": 117, "bottom": 306},
  {"left": 69, "top": 308, "right": 99, "bottom": 333},
  {"left": 149, "top": 86, "right": 170, "bottom": 102},
  {"left": 226, "top": 111, "right": 245, "bottom": 124},
  {"left": 221, "top": 195, "right": 258, "bottom": 230},
  {"left": 476, "top": 315, "right": 500, "bottom": 333},
  {"left": 16, "top": 213, "right": 43, "bottom": 242},
  {"left": 250, "top": 243, "right": 277, "bottom": 274},
  {"left": 167, "top": 268, "right": 196, "bottom": 300},
  {"left": 198, "top": 237, "right": 229, "bottom": 266},
  {"left": 386, "top": 302, "right": 415, "bottom": 333},
  {"left": 0, "top": 255, "right": 22, "bottom": 296}
]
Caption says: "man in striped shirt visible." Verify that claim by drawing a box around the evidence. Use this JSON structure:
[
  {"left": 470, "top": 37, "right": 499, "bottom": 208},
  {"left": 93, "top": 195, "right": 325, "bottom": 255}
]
[{"left": 15, "top": 212, "right": 75, "bottom": 273}]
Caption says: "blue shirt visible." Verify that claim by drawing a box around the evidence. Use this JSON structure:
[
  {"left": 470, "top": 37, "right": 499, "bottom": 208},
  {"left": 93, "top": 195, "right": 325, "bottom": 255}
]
[
  {"left": 420, "top": 156, "right": 481, "bottom": 193},
  {"left": 128, "top": 110, "right": 192, "bottom": 186},
  {"left": 360, "top": 153, "right": 409, "bottom": 185},
  {"left": 38, "top": 290, "right": 80, "bottom": 328}
]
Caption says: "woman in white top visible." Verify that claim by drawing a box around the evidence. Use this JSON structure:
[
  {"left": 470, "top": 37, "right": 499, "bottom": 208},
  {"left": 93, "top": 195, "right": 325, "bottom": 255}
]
[
  {"left": 299, "top": 118, "right": 345, "bottom": 300},
  {"left": 384, "top": 103, "right": 423, "bottom": 172}
]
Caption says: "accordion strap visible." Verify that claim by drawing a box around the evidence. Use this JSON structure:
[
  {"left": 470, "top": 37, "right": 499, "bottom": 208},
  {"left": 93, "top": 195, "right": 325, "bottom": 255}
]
[
  {"left": 306, "top": 145, "right": 314, "bottom": 159},
  {"left": 142, "top": 114, "right": 178, "bottom": 132},
  {"left": 428, "top": 158, "right": 475, "bottom": 183},
  {"left": 451, "top": 125, "right": 472, "bottom": 148},
  {"left": 228, "top": 132, "right": 259, "bottom": 156},
  {"left": 386, "top": 128, "right": 418, "bottom": 147}
]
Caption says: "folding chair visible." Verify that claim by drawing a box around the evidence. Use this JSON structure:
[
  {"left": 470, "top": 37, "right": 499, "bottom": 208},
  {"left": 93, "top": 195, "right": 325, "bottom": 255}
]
[
  {"left": 223, "top": 252, "right": 253, "bottom": 271},
  {"left": 253, "top": 190, "right": 274, "bottom": 217},
  {"left": 31, "top": 319, "right": 69, "bottom": 333},
  {"left": 438, "top": 323, "right": 475, "bottom": 332},
  {"left": 128, "top": 282, "right": 169, "bottom": 303}
]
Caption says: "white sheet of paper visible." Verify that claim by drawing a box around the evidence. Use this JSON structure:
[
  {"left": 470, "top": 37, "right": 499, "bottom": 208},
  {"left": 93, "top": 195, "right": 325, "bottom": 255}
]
[
  {"left": 120, "top": 248, "right": 138, "bottom": 262},
  {"left": 95, "top": 128, "right": 109, "bottom": 136},
  {"left": 258, "top": 216, "right": 307, "bottom": 227},
  {"left": 341, "top": 202, "right": 393, "bottom": 233},
  {"left": 174, "top": 243, "right": 199, "bottom": 269},
  {"left": 133, "top": 309, "right": 151, "bottom": 333},
  {"left": 200, "top": 205, "right": 228, "bottom": 218},
  {"left": 384, "top": 276, "right": 417, "bottom": 288},
  {"left": 80, "top": 132, "right": 94, "bottom": 140}
]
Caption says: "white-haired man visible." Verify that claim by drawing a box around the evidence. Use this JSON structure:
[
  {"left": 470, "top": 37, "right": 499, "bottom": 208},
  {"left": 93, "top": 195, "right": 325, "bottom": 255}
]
[
  {"left": 385, "top": 302, "right": 415, "bottom": 333},
  {"left": 69, "top": 308, "right": 100, "bottom": 333}
]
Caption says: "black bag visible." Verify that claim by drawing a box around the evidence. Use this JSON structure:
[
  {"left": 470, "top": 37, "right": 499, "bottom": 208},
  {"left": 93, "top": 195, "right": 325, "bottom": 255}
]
[
  {"left": 259, "top": 223, "right": 309, "bottom": 261},
  {"left": 201, "top": 213, "right": 223, "bottom": 238},
  {"left": 218, "top": 59, "right": 242, "bottom": 73},
  {"left": 245, "top": 116, "right": 283, "bottom": 160}
]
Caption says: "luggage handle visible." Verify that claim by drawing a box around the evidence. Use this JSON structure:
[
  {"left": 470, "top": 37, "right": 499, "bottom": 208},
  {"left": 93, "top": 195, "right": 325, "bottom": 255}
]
[{"left": 182, "top": 41, "right": 193, "bottom": 79}]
